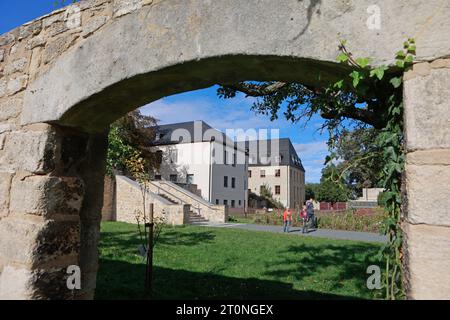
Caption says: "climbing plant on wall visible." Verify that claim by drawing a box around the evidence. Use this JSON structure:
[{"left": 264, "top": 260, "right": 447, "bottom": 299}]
[{"left": 327, "top": 39, "right": 416, "bottom": 299}]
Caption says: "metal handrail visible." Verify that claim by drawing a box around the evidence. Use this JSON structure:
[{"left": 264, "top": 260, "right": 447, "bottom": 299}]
[{"left": 155, "top": 179, "right": 218, "bottom": 210}]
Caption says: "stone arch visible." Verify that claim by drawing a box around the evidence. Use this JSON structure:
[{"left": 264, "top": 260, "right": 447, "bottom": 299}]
[{"left": 0, "top": 0, "right": 449, "bottom": 299}]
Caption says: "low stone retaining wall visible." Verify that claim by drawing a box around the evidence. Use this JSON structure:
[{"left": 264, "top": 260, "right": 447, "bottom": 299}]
[
  {"left": 115, "top": 176, "right": 189, "bottom": 226},
  {"left": 149, "top": 180, "right": 227, "bottom": 223}
]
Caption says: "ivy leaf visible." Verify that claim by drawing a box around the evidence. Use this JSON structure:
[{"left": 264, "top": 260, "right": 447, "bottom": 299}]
[
  {"left": 350, "top": 71, "right": 364, "bottom": 88},
  {"left": 333, "top": 79, "right": 344, "bottom": 89},
  {"left": 336, "top": 53, "right": 349, "bottom": 63},
  {"left": 370, "top": 65, "right": 388, "bottom": 80},
  {"left": 390, "top": 77, "right": 402, "bottom": 88},
  {"left": 396, "top": 50, "right": 406, "bottom": 59},
  {"left": 396, "top": 60, "right": 405, "bottom": 69},
  {"left": 405, "top": 55, "right": 414, "bottom": 64},
  {"left": 356, "top": 57, "right": 371, "bottom": 68}
]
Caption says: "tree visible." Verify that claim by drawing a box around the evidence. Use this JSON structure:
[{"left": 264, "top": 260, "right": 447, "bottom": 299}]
[
  {"left": 333, "top": 127, "right": 384, "bottom": 196},
  {"left": 305, "top": 183, "right": 320, "bottom": 200},
  {"left": 106, "top": 110, "right": 160, "bottom": 176},
  {"left": 316, "top": 166, "right": 350, "bottom": 203},
  {"left": 126, "top": 151, "right": 166, "bottom": 293}
]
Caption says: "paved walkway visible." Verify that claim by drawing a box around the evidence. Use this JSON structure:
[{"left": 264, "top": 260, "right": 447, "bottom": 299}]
[{"left": 201, "top": 222, "right": 387, "bottom": 243}]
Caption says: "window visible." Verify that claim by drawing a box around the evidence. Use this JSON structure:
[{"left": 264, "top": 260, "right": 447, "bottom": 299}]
[
  {"left": 260, "top": 170, "right": 266, "bottom": 178},
  {"left": 224, "top": 200, "right": 228, "bottom": 206},
  {"left": 170, "top": 175, "right": 177, "bottom": 182},
  {"left": 187, "top": 174, "right": 194, "bottom": 184},
  {"left": 224, "top": 150, "right": 228, "bottom": 165},
  {"left": 239, "top": 200, "right": 242, "bottom": 206},
  {"left": 169, "top": 149, "right": 178, "bottom": 164},
  {"left": 275, "top": 185, "right": 281, "bottom": 195},
  {"left": 231, "top": 200, "right": 235, "bottom": 208},
  {"left": 260, "top": 185, "right": 265, "bottom": 194},
  {"left": 224, "top": 176, "right": 228, "bottom": 188},
  {"left": 275, "top": 169, "right": 281, "bottom": 177},
  {"left": 231, "top": 177, "right": 236, "bottom": 189},
  {"left": 233, "top": 153, "right": 237, "bottom": 167},
  {"left": 154, "top": 175, "right": 162, "bottom": 181},
  {"left": 248, "top": 170, "right": 252, "bottom": 178},
  {"left": 216, "top": 199, "right": 219, "bottom": 205}
]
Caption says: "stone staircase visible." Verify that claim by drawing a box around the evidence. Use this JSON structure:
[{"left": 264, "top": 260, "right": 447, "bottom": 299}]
[
  {"left": 158, "top": 193, "right": 179, "bottom": 205},
  {"left": 148, "top": 179, "right": 227, "bottom": 224},
  {"left": 188, "top": 211, "right": 210, "bottom": 225}
]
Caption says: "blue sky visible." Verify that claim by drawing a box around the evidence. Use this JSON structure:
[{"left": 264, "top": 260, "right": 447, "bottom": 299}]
[{"left": 1, "top": 1, "right": 330, "bottom": 183}]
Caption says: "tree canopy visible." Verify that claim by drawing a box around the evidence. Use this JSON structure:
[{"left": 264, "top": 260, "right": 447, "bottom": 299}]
[{"left": 106, "top": 110, "right": 160, "bottom": 176}]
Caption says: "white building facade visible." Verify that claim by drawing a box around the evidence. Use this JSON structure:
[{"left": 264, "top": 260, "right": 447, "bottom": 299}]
[{"left": 151, "top": 121, "right": 248, "bottom": 214}]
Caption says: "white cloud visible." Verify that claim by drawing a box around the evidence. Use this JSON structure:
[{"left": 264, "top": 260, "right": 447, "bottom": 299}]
[
  {"left": 141, "top": 97, "right": 286, "bottom": 135},
  {"left": 293, "top": 141, "right": 329, "bottom": 183}
]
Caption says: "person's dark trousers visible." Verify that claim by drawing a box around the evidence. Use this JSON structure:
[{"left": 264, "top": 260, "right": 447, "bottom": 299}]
[
  {"left": 283, "top": 220, "right": 290, "bottom": 233},
  {"left": 308, "top": 214, "right": 316, "bottom": 229}
]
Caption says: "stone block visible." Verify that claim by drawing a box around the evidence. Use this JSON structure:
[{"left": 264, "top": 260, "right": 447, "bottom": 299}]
[
  {"left": 404, "top": 67, "right": 450, "bottom": 150},
  {"left": 0, "top": 265, "right": 34, "bottom": 300},
  {"left": 404, "top": 223, "right": 450, "bottom": 299},
  {"left": 0, "top": 216, "right": 80, "bottom": 268},
  {"left": 0, "top": 33, "right": 15, "bottom": 47},
  {"left": 19, "top": 21, "right": 42, "bottom": 40},
  {"left": 10, "top": 175, "right": 84, "bottom": 218},
  {"left": 407, "top": 149, "right": 450, "bottom": 166},
  {"left": 6, "top": 75, "right": 28, "bottom": 96},
  {"left": 0, "top": 80, "right": 5, "bottom": 98},
  {"left": 405, "top": 164, "right": 450, "bottom": 227},
  {"left": 0, "top": 96, "right": 22, "bottom": 121},
  {"left": 0, "top": 172, "right": 13, "bottom": 218},
  {"left": 4, "top": 58, "right": 28, "bottom": 75},
  {"left": 0, "top": 216, "right": 42, "bottom": 265},
  {"left": 113, "top": 0, "right": 143, "bottom": 17},
  {"left": 82, "top": 16, "right": 108, "bottom": 38},
  {"left": 0, "top": 127, "right": 57, "bottom": 174},
  {"left": 26, "top": 36, "right": 46, "bottom": 50}
]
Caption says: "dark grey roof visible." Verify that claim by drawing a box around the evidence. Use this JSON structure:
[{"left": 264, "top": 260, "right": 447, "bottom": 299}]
[
  {"left": 241, "top": 138, "right": 305, "bottom": 171},
  {"left": 152, "top": 120, "right": 233, "bottom": 146}
]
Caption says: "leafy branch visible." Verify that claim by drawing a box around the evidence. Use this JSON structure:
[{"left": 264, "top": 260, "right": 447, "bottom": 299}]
[{"left": 327, "top": 38, "right": 416, "bottom": 300}]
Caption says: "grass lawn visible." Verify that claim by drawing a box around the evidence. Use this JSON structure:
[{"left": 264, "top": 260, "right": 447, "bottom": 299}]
[{"left": 96, "top": 222, "right": 381, "bottom": 300}]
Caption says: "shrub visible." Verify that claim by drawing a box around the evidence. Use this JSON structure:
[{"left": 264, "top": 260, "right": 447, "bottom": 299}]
[
  {"left": 377, "top": 191, "right": 389, "bottom": 207},
  {"left": 248, "top": 209, "right": 385, "bottom": 233}
]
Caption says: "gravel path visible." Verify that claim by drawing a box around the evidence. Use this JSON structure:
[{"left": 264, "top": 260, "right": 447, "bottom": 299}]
[{"left": 200, "top": 222, "right": 387, "bottom": 243}]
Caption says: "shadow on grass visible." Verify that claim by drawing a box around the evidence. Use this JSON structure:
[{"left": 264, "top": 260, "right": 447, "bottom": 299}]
[
  {"left": 95, "top": 259, "right": 363, "bottom": 300},
  {"left": 100, "top": 227, "right": 216, "bottom": 253},
  {"left": 263, "top": 243, "right": 380, "bottom": 298}
]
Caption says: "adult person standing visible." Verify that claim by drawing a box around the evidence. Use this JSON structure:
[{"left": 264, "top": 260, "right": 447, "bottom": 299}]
[
  {"left": 306, "top": 198, "right": 316, "bottom": 229},
  {"left": 283, "top": 207, "right": 292, "bottom": 233}
]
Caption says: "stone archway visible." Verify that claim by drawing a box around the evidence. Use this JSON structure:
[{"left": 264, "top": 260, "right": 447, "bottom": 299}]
[{"left": 0, "top": 0, "right": 449, "bottom": 299}]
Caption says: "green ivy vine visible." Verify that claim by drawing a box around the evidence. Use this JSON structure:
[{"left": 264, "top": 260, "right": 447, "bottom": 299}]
[{"left": 327, "top": 39, "right": 416, "bottom": 299}]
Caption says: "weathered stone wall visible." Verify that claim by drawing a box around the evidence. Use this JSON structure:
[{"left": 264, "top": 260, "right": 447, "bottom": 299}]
[
  {"left": 0, "top": 0, "right": 449, "bottom": 299},
  {"left": 115, "top": 175, "right": 189, "bottom": 226},
  {"left": 0, "top": 124, "right": 107, "bottom": 299},
  {"left": 403, "top": 59, "right": 450, "bottom": 300}
]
